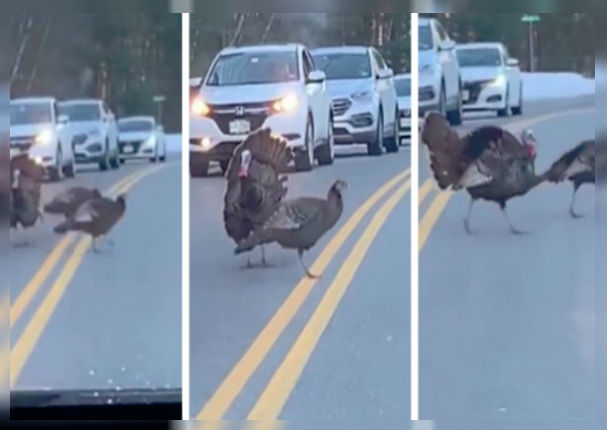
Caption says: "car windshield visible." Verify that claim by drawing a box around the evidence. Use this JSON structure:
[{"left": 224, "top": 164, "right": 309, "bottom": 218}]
[
  {"left": 394, "top": 78, "right": 411, "bottom": 96},
  {"left": 419, "top": 25, "right": 433, "bottom": 50},
  {"left": 206, "top": 51, "right": 299, "bottom": 86},
  {"left": 118, "top": 120, "right": 153, "bottom": 132},
  {"left": 457, "top": 48, "right": 502, "bottom": 67},
  {"left": 312, "top": 53, "right": 372, "bottom": 80},
  {"left": 10, "top": 103, "right": 52, "bottom": 125},
  {"left": 58, "top": 103, "right": 101, "bottom": 122}
]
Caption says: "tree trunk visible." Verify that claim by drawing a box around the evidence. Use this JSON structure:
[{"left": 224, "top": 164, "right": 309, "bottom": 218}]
[
  {"left": 11, "top": 16, "right": 33, "bottom": 82},
  {"left": 229, "top": 13, "right": 246, "bottom": 46},
  {"left": 260, "top": 13, "right": 275, "bottom": 42}
]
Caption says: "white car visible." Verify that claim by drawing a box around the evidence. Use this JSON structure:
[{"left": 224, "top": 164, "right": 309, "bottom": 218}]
[
  {"left": 312, "top": 46, "right": 399, "bottom": 155},
  {"left": 190, "top": 43, "right": 333, "bottom": 176},
  {"left": 117, "top": 116, "right": 166, "bottom": 163},
  {"left": 58, "top": 99, "right": 120, "bottom": 170},
  {"left": 456, "top": 42, "right": 523, "bottom": 117},
  {"left": 10, "top": 97, "right": 75, "bottom": 181},
  {"left": 393, "top": 73, "right": 413, "bottom": 144},
  {"left": 418, "top": 17, "right": 463, "bottom": 125}
]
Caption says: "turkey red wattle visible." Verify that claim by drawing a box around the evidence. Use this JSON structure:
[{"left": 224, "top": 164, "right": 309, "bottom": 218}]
[{"left": 526, "top": 143, "right": 537, "bottom": 159}]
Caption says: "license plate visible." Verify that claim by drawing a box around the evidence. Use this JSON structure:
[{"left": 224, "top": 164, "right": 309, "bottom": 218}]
[
  {"left": 462, "top": 90, "right": 470, "bottom": 101},
  {"left": 123, "top": 145, "right": 134, "bottom": 154},
  {"left": 400, "top": 118, "right": 411, "bottom": 128},
  {"left": 229, "top": 119, "right": 251, "bottom": 134}
]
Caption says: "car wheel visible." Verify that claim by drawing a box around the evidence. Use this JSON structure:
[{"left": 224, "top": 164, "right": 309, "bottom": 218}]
[
  {"left": 110, "top": 147, "right": 120, "bottom": 169},
  {"left": 447, "top": 84, "right": 463, "bottom": 125},
  {"left": 219, "top": 160, "right": 230, "bottom": 173},
  {"left": 64, "top": 156, "right": 76, "bottom": 178},
  {"left": 512, "top": 85, "right": 523, "bottom": 115},
  {"left": 160, "top": 146, "right": 166, "bottom": 162},
  {"left": 190, "top": 161, "right": 209, "bottom": 177},
  {"left": 497, "top": 88, "right": 510, "bottom": 117},
  {"left": 49, "top": 147, "right": 64, "bottom": 182},
  {"left": 438, "top": 84, "right": 447, "bottom": 117},
  {"left": 316, "top": 117, "right": 335, "bottom": 166},
  {"left": 367, "top": 110, "right": 383, "bottom": 156},
  {"left": 99, "top": 142, "right": 110, "bottom": 170},
  {"left": 384, "top": 109, "right": 399, "bottom": 153},
  {"left": 295, "top": 118, "right": 314, "bottom": 172}
]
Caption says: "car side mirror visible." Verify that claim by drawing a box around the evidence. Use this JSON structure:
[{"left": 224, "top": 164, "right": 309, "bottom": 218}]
[
  {"left": 377, "top": 68, "right": 393, "bottom": 80},
  {"left": 439, "top": 40, "right": 456, "bottom": 51},
  {"left": 506, "top": 57, "right": 519, "bottom": 67},
  {"left": 306, "top": 70, "right": 326, "bottom": 84},
  {"left": 57, "top": 114, "right": 69, "bottom": 125}
]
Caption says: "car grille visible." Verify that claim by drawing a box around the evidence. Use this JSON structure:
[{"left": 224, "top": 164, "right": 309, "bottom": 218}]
[
  {"left": 400, "top": 108, "right": 411, "bottom": 118},
  {"left": 419, "top": 86, "right": 435, "bottom": 101},
  {"left": 119, "top": 140, "right": 143, "bottom": 153},
  {"left": 73, "top": 133, "right": 88, "bottom": 145},
  {"left": 10, "top": 136, "right": 34, "bottom": 152},
  {"left": 331, "top": 98, "right": 352, "bottom": 117},
  {"left": 208, "top": 101, "right": 273, "bottom": 135},
  {"left": 464, "top": 80, "right": 493, "bottom": 104}
]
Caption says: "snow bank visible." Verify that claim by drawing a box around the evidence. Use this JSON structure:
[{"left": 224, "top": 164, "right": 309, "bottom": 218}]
[
  {"left": 166, "top": 134, "right": 183, "bottom": 153},
  {"left": 523, "top": 72, "right": 594, "bottom": 101}
]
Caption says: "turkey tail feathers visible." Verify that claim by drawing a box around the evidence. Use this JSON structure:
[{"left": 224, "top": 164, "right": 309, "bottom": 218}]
[{"left": 421, "top": 112, "right": 464, "bottom": 190}]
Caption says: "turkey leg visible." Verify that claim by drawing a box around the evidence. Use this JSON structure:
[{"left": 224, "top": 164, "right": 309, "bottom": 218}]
[
  {"left": 569, "top": 186, "right": 584, "bottom": 218},
  {"left": 500, "top": 203, "right": 528, "bottom": 235},
  {"left": 463, "top": 198, "right": 476, "bottom": 234},
  {"left": 298, "top": 249, "right": 319, "bottom": 279}
]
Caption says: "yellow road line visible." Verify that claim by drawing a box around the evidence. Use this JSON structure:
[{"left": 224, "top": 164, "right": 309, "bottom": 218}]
[
  {"left": 418, "top": 178, "right": 434, "bottom": 206},
  {"left": 10, "top": 164, "right": 166, "bottom": 388},
  {"left": 418, "top": 192, "right": 453, "bottom": 251},
  {"left": 248, "top": 179, "right": 411, "bottom": 420},
  {"left": 9, "top": 167, "right": 146, "bottom": 329},
  {"left": 195, "top": 168, "right": 410, "bottom": 419}
]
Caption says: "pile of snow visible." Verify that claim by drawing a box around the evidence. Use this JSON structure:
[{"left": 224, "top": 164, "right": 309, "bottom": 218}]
[
  {"left": 166, "top": 134, "right": 183, "bottom": 153},
  {"left": 523, "top": 72, "right": 594, "bottom": 101}
]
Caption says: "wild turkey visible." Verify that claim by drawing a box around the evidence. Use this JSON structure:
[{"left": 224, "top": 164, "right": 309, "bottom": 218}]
[
  {"left": 223, "top": 128, "right": 293, "bottom": 266},
  {"left": 10, "top": 154, "right": 45, "bottom": 243},
  {"left": 422, "top": 112, "right": 550, "bottom": 234},
  {"left": 235, "top": 180, "right": 347, "bottom": 278},
  {"left": 59, "top": 193, "right": 126, "bottom": 251},
  {"left": 44, "top": 187, "right": 102, "bottom": 233},
  {"left": 547, "top": 139, "right": 595, "bottom": 218}
]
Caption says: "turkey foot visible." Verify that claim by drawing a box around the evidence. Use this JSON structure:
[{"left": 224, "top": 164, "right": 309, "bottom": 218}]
[
  {"left": 569, "top": 190, "right": 584, "bottom": 218},
  {"left": 501, "top": 206, "right": 529, "bottom": 235},
  {"left": 463, "top": 199, "right": 476, "bottom": 234},
  {"left": 298, "top": 250, "right": 320, "bottom": 279}
]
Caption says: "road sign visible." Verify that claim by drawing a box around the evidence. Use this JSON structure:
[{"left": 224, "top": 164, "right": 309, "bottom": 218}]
[
  {"left": 522, "top": 14, "right": 540, "bottom": 23},
  {"left": 153, "top": 95, "right": 166, "bottom": 102}
]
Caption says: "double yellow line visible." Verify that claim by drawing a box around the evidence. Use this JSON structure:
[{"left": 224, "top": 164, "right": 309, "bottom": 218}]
[
  {"left": 196, "top": 168, "right": 411, "bottom": 420},
  {"left": 9, "top": 164, "right": 166, "bottom": 388}
]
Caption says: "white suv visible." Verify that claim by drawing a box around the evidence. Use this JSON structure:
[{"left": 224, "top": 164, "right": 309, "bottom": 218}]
[
  {"left": 58, "top": 99, "right": 120, "bottom": 170},
  {"left": 312, "top": 46, "right": 400, "bottom": 155},
  {"left": 190, "top": 44, "right": 333, "bottom": 176},
  {"left": 418, "top": 17, "right": 463, "bottom": 125},
  {"left": 10, "top": 97, "right": 75, "bottom": 181},
  {"left": 456, "top": 42, "right": 523, "bottom": 117}
]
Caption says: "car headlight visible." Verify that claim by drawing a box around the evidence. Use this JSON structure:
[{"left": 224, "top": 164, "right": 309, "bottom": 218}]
[
  {"left": 35, "top": 129, "right": 54, "bottom": 145},
  {"left": 273, "top": 93, "right": 299, "bottom": 113},
  {"left": 491, "top": 75, "right": 507, "bottom": 87},
  {"left": 191, "top": 97, "right": 210, "bottom": 116},
  {"left": 351, "top": 91, "right": 373, "bottom": 102},
  {"left": 144, "top": 135, "right": 157, "bottom": 146}
]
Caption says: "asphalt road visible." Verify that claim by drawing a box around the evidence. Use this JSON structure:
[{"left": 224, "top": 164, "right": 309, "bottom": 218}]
[
  {"left": 418, "top": 96, "right": 602, "bottom": 429},
  {"left": 9, "top": 155, "right": 182, "bottom": 394},
  {"left": 190, "top": 145, "right": 411, "bottom": 420}
]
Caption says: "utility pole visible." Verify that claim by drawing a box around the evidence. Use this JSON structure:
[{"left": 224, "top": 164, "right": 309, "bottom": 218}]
[
  {"left": 153, "top": 95, "right": 166, "bottom": 126},
  {"left": 522, "top": 14, "right": 540, "bottom": 72}
]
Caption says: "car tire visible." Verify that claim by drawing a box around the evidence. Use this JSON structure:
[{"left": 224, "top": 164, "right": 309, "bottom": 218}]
[
  {"left": 316, "top": 117, "right": 334, "bottom": 166},
  {"left": 497, "top": 87, "right": 510, "bottom": 117},
  {"left": 64, "top": 157, "right": 76, "bottom": 178},
  {"left": 191, "top": 161, "right": 209, "bottom": 177},
  {"left": 447, "top": 83, "right": 463, "bottom": 125},
  {"left": 160, "top": 147, "right": 166, "bottom": 162},
  {"left": 512, "top": 85, "right": 523, "bottom": 116},
  {"left": 110, "top": 147, "right": 120, "bottom": 169},
  {"left": 384, "top": 109, "right": 400, "bottom": 153},
  {"left": 438, "top": 84, "right": 447, "bottom": 117},
  {"left": 99, "top": 142, "right": 110, "bottom": 170},
  {"left": 295, "top": 117, "right": 314, "bottom": 172},
  {"left": 367, "top": 110, "right": 384, "bottom": 156},
  {"left": 49, "top": 147, "right": 64, "bottom": 182}
]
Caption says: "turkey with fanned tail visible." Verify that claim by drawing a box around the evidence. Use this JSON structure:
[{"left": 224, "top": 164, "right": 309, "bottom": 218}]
[
  {"left": 10, "top": 154, "right": 46, "bottom": 245},
  {"left": 235, "top": 180, "right": 347, "bottom": 278},
  {"left": 546, "top": 139, "right": 594, "bottom": 218},
  {"left": 223, "top": 128, "right": 293, "bottom": 266},
  {"left": 421, "top": 112, "right": 551, "bottom": 234}
]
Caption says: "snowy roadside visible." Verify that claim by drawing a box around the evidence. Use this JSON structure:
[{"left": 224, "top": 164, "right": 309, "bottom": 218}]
[{"left": 522, "top": 72, "right": 594, "bottom": 101}]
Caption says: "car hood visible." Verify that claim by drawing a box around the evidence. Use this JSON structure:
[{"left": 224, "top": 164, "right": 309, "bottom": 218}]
[
  {"left": 118, "top": 131, "right": 153, "bottom": 141},
  {"left": 460, "top": 66, "right": 501, "bottom": 83},
  {"left": 200, "top": 82, "right": 301, "bottom": 104},
  {"left": 397, "top": 96, "right": 411, "bottom": 110},
  {"left": 69, "top": 121, "right": 102, "bottom": 135},
  {"left": 418, "top": 50, "right": 438, "bottom": 71},
  {"left": 324, "top": 79, "right": 373, "bottom": 99},
  {"left": 10, "top": 123, "right": 53, "bottom": 138}
]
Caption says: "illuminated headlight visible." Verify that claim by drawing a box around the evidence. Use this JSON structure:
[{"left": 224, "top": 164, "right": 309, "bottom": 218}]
[
  {"left": 143, "top": 135, "right": 157, "bottom": 147},
  {"left": 35, "top": 129, "right": 54, "bottom": 145},
  {"left": 272, "top": 94, "right": 299, "bottom": 112},
  {"left": 34, "top": 156, "right": 43, "bottom": 165},
  {"left": 191, "top": 97, "right": 210, "bottom": 116},
  {"left": 200, "top": 137, "right": 211, "bottom": 151},
  {"left": 351, "top": 91, "right": 373, "bottom": 102},
  {"left": 490, "top": 75, "right": 507, "bottom": 87}
]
